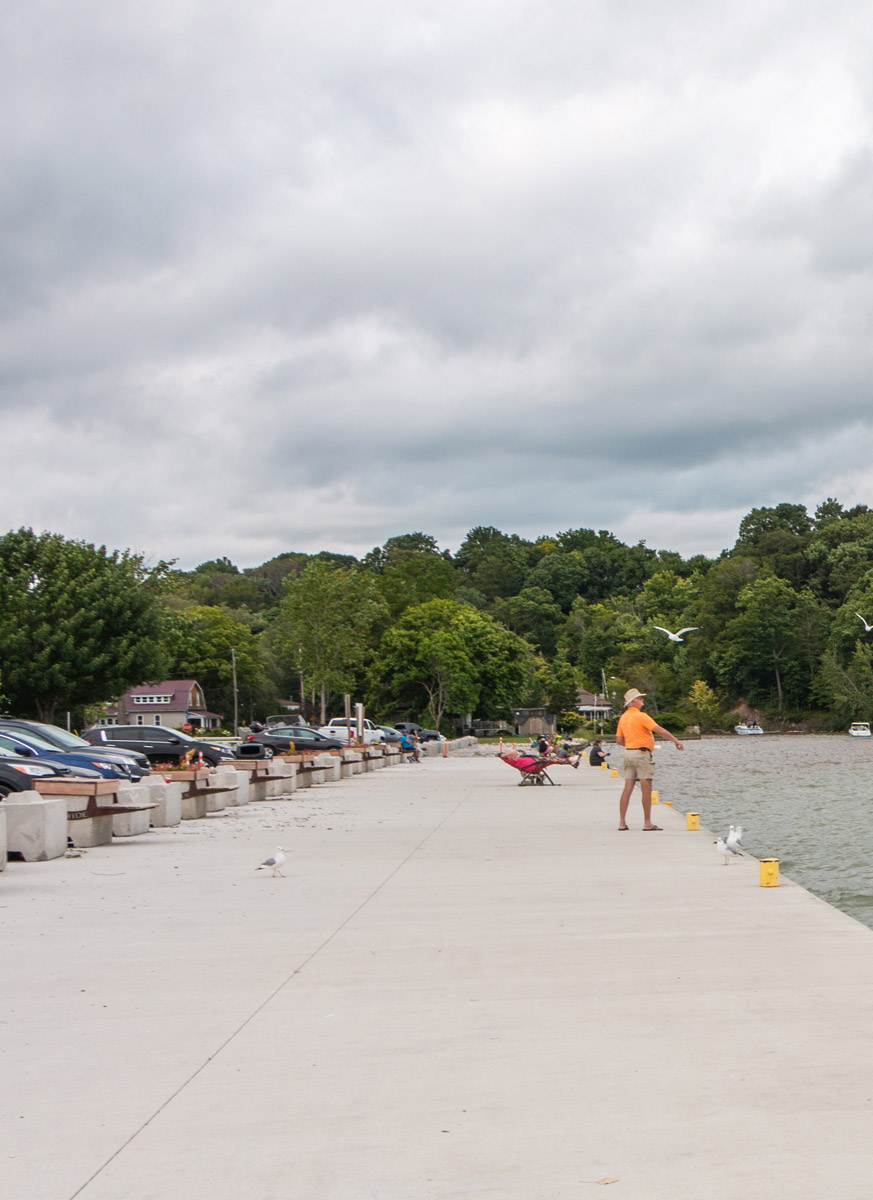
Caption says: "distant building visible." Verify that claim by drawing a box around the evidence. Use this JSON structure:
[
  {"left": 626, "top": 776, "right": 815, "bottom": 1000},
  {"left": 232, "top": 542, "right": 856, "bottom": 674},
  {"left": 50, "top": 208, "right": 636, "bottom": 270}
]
[
  {"left": 96, "top": 680, "right": 222, "bottom": 730},
  {"left": 512, "top": 707, "right": 557, "bottom": 737},
  {"left": 576, "top": 689, "right": 614, "bottom": 721}
]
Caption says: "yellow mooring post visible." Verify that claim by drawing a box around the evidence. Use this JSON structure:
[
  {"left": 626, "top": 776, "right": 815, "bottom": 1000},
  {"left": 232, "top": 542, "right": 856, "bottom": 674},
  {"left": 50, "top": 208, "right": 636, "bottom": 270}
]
[
  {"left": 611, "top": 767, "right": 619, "bottom": 777},
  {"left": 760, "top": 859, "right": 780, "bottom": 887},
  {"left": 601, "top": 761, "right": 607, "bottom": 770},
  {"left": 651, "top": 790, "right": 659, "bottom": 804},
  {"left": 686, "top": 812, "right": 700, "bottom": 830}
]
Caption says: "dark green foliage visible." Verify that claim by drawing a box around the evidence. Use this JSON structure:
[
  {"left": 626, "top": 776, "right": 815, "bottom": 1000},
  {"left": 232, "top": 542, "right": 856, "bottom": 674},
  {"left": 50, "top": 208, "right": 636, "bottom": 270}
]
[{"left": 0, "top": 528, "right": 168, "bottom": 722}]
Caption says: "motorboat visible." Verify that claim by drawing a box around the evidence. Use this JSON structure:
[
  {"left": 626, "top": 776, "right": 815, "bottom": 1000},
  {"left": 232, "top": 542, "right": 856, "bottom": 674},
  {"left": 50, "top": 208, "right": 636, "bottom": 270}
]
[
  {"left": 849, "top": 722, "right": 872, "bottom": 737},
  {"left": 734, "top": 722, "right": 764, "bottom": 735}
]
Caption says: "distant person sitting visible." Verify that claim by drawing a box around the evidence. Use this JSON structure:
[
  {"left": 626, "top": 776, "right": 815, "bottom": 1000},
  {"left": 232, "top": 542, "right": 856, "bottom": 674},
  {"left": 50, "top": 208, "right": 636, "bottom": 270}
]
[
  {"left": 588, "top": 739, "right": 609, "bottom": 767},
  {"left": 536, "top": 734, "right": 552, "bottom": 757},
  {"left": 400, "top": 731, "right": 420, "bottom": 763}
]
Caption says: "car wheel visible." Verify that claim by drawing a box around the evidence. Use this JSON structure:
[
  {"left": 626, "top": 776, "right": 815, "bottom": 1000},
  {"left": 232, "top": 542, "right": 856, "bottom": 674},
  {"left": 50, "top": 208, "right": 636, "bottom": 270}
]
[
  {"left": 0, "top": 782, "right": 11, "bottom": 798},
  {"left": 262, "top": 746, "right": 275, "bottom": 759}
]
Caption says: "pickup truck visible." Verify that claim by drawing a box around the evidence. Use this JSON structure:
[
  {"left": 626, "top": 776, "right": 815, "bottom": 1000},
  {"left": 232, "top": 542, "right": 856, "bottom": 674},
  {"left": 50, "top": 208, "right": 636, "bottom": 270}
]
[{"left": 318, "top": 718, "right": 386, "bottom": 745}]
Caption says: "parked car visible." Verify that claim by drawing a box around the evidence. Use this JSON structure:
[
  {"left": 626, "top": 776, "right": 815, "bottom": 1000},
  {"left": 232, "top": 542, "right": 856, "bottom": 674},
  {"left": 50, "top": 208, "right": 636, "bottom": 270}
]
[
  {"left": 82, "top": 725, "right": 236, "bottom": 767},
  {"left": 236, "top": 726, "right": 344, "bottom": 757},
  {"left": 375, "top": 725, "right": 402, "bottom": 744},
  {"left": 318, "top": 718, "right": 385, "bottom": 745},
  {"left": 393, "top": 722, "right": 442, "bottom": 742},
  {"left": 0, "top": 747, "right": 101, "bottom": 797},
  {"left": 0, "top": 718, "right": 150, "bottom": 777},
  {"left": 0, "top": 729, "right": 135, "bottom": 780}
]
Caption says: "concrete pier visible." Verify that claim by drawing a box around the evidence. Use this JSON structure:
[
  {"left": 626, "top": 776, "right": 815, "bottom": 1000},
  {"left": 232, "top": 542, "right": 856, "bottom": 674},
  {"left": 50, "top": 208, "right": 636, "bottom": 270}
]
[{"left": 4, "top": 757, "right": 873, "bottom": 1199}]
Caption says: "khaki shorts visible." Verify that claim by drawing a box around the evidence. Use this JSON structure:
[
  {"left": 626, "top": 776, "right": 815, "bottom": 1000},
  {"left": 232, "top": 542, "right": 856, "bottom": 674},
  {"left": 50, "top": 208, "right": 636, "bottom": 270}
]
[{"left": 623, "top": 748, "right": 655, "bottom": 781}]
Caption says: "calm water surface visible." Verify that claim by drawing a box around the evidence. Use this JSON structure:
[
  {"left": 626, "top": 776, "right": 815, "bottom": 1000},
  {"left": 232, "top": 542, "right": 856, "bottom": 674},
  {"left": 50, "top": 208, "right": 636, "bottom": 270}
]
[{"left": 651, "top": 735, "right": 873, "bottom": 931}]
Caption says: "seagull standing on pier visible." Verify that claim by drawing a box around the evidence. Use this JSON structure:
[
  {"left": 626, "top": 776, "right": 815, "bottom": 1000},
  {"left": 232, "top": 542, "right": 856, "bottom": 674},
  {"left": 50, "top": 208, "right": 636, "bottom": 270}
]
[
  {"left": 653, "top": 626, "right": 699, "bottom": 643},
  {"left": 726, "top": 825, "right": 744, "bottom": 852},
  {"left": 715, "top": 835, "right": 743, "bottom": 866},
  {"left": 256, "top": 846, "right": 286, "bottom": 877}
]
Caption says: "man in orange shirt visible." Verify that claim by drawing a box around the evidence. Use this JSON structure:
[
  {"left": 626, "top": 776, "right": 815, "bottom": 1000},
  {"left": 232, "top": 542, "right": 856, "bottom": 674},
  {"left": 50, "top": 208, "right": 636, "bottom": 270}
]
[{"left": 615, "top": 688, "right": 684, "bottom": 830}]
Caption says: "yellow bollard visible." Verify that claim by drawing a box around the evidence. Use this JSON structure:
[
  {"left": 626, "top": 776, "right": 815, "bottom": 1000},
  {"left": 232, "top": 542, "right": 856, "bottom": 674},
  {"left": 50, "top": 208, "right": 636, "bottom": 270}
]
[
  {"left": 686, "top": 812, "right": 700, "bottom": 830},
  {"left": 651, "top": 790, "right": 659, "bottom": 804},
  {"left": 611, "top": 767, "right": 618, "bottom": 777},
  {"left": 601, "top": 761, "right": 607, "bottom": 770},
  {"left": 760, "top": 859, "right": 780, "bottom": 887}
]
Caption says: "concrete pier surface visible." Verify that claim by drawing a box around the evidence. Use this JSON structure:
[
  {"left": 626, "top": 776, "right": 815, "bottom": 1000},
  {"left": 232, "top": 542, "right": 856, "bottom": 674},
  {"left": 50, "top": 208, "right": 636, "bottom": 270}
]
[{"left": 4, "top": 756, "right": 873, "bottom": 1200}]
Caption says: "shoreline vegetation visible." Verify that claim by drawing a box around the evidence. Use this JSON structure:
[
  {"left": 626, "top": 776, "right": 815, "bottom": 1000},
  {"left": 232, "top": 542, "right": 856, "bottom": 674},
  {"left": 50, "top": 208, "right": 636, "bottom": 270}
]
[{"left": 2, "top": 498, "right": 873, "bottom": 735}]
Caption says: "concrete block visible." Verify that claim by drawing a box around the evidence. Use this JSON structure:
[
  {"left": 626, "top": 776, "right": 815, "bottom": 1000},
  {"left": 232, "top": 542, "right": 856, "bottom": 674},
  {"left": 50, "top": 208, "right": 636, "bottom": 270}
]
[
  {"left": 181, "top": 793, "right": 208, "bottom": 821},
  {"left": 69, "top": 815, "right": 114, "bottom": 848},
  {"left": 112, "top": 809, "right": 151, "bottom": 837},
  {"left": 3, "top": 795, "right": 68, "bottom": 860},
  {"left": 209, "top": 767, "right": 241, "bottom": 806},
  {"left": 231, "top": 772, "right": 250, "bottom": 805},
  {"left": 313, "top": 755, "right": 342, "bottom": 781},
  {"left": 147, "top": 780, "right": 182, "bottom": 828},
  {"left": 0, "top": 808, "right": 6, "bottom": 870}
]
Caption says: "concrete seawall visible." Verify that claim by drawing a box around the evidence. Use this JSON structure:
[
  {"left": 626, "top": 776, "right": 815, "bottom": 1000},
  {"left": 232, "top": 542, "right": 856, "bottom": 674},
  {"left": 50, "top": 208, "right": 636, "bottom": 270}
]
[{"left": 3, "top": 757, "right": 873, "bottom": 1199}]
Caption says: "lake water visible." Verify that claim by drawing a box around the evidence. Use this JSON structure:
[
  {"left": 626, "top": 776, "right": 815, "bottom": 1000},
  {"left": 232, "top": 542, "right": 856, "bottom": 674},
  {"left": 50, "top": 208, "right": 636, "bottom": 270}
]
[{"left": 650, "top": 734, "right": 873, "bottom": 931}]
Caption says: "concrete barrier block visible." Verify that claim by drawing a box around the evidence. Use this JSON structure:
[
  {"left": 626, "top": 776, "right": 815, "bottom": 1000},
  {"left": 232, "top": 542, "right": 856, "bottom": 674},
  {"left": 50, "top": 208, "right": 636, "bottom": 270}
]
[
  {"left": 112, "top": 809, "right": 151, "bottom": 837},
  {"left": 0, "top": 808, "right": 6, "bottom": 870},
  {"left": 232, "top": 772, "right": 250, "bottom": 805},
  {"left": 181, "top": 793, "right": 208, "bottom": 821},
  {"left": 69, "top": 815, "right": 114, "bottom": 848},
  {"left": 3, "top": 796, "right": 69, "bottom": 860},
  {"left": 147, "top": 780, "right": 182, "bottom": 827}
]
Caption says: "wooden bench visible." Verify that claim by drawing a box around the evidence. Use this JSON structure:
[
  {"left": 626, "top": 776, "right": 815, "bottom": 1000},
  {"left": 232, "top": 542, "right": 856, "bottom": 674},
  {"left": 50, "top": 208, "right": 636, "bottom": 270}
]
[
  {"left": 149, "top": 769, "right": 238, "bottom": 818},
  {"left": 33, "top": 779, "right": 157, "bottom": 847}
]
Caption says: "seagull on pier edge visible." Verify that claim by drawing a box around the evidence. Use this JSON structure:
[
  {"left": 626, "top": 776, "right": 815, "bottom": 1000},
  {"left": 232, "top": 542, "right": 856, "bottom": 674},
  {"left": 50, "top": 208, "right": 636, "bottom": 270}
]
[
  {"left": 653, "top": 626, "right": 699, "bottom": 643},
  {"left": 856, "top": 613, "right": 873, "bottom": 632},
  {"left": 256, "top": 846, "right": 286, "bottom": 877},
  {"left": 726, "top": 825, "right": 744, "bottom": 852},
  {"left": 715, "top": 835, "right": 743, "bottom": 866}
]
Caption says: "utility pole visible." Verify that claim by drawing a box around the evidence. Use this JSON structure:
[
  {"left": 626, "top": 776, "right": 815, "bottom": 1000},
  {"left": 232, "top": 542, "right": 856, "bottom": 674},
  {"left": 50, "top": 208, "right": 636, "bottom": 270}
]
[{"left": 231, "top": 648, "right": 239, "bottom": 737}]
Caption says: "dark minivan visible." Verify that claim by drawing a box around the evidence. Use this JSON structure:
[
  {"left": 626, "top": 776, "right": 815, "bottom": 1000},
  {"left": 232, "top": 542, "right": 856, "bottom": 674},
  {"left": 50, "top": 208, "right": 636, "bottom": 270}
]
[{"left": 82, "top": 725, "right": 235, "bottom": 767}]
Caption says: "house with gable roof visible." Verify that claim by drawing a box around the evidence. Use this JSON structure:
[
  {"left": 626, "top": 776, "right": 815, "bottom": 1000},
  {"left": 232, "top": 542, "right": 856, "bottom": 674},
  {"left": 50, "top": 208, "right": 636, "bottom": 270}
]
[{"left": 96, "top": 680, "right": 222, "bottom": 730}]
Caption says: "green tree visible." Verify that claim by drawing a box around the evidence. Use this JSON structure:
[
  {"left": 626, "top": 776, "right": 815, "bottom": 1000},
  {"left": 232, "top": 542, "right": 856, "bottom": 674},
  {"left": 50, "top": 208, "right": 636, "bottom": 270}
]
[
  {"left": 491, "top": 587, "right": 565, "bottom": 656},
  {"left": 276, "top": 560, "right": 387, "bottom": 723},
  {"left": 714, "top": 577, "right": 820, "bottom": 712},
  {"left": 370, "top": 599, "right": 530, "bottom": 730},
  {"left": 0, "top": 528, "right": 168, "bottom": 722},
  {"left": 164, "top": 606, "right": 267, "bottom": 724}
]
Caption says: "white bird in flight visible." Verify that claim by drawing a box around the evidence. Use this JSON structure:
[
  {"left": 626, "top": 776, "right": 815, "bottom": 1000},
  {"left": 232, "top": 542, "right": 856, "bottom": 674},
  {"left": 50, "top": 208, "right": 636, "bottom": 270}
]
[
  {"left": 256, "top": 846, "right": 286, "bottom": 877},
  {"left": 715, "top": 835, "right": 743, "bottom": 866},
  {"left": 856, "top": 614, "right": 873, "bottom": 632},
  {"left": 653, "top": 626, "right": 699, "bottom": 643}
]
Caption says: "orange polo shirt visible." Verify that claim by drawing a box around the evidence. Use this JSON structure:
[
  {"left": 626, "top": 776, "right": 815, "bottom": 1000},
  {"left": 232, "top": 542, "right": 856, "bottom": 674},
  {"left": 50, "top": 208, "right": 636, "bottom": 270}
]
[{"left": 616, "top": 706, "right": 657, "bottom": 751}]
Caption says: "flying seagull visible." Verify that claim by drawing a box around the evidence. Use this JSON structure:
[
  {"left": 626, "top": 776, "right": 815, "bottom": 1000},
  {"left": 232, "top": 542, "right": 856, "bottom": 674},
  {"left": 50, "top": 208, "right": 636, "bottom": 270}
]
[
  {"left": 256, "top": 846, "right": 286, "bottom": 877},
  {"left": 653, "top": 626, "right": 699, "bottom": 643},
  {"left": 715, "top": 835, "right": 743, "bottom": 866},
  {"left": 856, "top": 614, "right": 873, "bottom": 632}
]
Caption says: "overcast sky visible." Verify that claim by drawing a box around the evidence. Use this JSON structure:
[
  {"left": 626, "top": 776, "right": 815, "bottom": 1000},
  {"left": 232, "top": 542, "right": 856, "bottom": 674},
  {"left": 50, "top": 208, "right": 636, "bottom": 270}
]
[{"left": 2, "top": 1, "right": 872, "bottom": 569}]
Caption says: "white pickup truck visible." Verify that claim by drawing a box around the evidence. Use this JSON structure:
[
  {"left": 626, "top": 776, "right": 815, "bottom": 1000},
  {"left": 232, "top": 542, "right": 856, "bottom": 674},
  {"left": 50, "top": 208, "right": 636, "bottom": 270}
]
[{"left": 318, "top": 718, "right": 385, "bottom": 745}]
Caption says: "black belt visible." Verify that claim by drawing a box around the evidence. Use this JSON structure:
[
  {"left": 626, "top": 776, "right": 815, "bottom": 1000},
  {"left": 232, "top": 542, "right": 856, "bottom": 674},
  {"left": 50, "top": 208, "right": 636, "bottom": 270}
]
[{"left": 626, "top": 746, "right": 652, "bottom": 752}]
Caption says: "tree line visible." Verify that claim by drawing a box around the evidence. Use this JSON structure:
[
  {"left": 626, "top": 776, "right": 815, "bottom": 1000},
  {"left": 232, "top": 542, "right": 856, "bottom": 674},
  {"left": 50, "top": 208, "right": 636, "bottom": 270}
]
[{"left": 3, "top": 498, "right": 873, "bottom": 732}]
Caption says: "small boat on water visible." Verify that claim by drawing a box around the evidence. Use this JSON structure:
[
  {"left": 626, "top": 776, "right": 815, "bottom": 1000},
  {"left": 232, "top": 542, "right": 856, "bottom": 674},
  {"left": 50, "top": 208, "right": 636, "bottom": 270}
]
[
  {"left": 734, "top": 722, "right": 764, "bottom": 736},
  {"left": 849, "top": 722, "right": 872, "bottom": 738}
]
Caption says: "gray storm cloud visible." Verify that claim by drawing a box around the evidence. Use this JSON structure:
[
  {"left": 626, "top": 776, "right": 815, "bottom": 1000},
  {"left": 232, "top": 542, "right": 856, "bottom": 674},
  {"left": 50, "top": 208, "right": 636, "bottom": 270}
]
[{"left": 1, "top": 0, "right": 872, "bottom": 566}]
